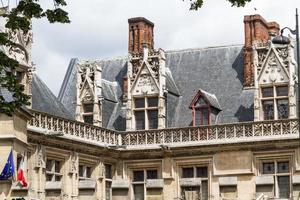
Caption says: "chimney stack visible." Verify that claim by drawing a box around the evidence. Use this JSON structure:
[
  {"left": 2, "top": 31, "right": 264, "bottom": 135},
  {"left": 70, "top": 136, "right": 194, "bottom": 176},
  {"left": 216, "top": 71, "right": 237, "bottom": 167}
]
[
  {"left": 243, "top": 15, "right": 280, "bottom": 87},
  {"left": 128, "top": 17, "right": 154, "bottom": 54}
]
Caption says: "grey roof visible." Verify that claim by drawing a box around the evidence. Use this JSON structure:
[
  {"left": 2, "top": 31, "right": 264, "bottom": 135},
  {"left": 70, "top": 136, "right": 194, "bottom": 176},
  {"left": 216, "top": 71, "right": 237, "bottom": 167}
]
[
  {"left": 0, "top": 87, "right": 14, "bottom": 102},
  {"left": 56, "top": 44, "right": 254, "bottom": 130},
  {"left": 197, "top": 88, "right": 221, "bottom": 110},
  {"left": 32, "top": 74, "right": 73, "bottom": 119}
]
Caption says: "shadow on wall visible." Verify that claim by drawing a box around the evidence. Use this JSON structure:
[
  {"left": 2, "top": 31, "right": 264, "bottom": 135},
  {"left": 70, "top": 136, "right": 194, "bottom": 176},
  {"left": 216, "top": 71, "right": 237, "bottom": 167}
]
[
  {"left": 232, "top": 49, "right": 244, "bottom": 85},
  {"left": 234, "top": 104, "right": 254, "bottom": 122}
]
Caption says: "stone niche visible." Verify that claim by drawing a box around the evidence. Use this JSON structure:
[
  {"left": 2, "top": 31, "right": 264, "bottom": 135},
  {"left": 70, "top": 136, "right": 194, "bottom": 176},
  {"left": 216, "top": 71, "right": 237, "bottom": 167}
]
[{"left": 213, "top": 151, "right": 253, "bottom": 175}]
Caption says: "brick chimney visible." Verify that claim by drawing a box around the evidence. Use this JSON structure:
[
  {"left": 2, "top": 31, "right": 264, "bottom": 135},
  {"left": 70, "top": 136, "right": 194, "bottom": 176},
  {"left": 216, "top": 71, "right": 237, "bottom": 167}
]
[
  {"left": 128, "top": 17, "right": 154, "bottom": 54},
  {"left": 243, "top": 15, "right": 280, "bottom": 87}
]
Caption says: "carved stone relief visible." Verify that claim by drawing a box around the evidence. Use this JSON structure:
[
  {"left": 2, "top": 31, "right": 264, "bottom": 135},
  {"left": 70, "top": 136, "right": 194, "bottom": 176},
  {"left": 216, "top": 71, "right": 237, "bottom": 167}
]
[
  {"left": 35, "top": 144, "right": 45, "bottom": 169},
  {"left": 69, "top": 152, "right": 78, "bottom": 174}
]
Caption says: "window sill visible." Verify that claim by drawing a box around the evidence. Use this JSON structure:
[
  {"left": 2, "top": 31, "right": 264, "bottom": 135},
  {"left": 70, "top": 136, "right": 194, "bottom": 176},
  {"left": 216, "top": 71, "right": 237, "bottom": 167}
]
[
  {"left": 45, "top": 181, "right": 62, "bottom": 190},
  {"left": 11, "top": 182, "right": 28, "bottom": 191},
  {"left": 111, "top": 179, "right": 130, "bottom": 189},
  {"left": 78, "top": 179, "right": 96, "bottom": 190},
  {"left": 146, "top": 179, "right": 164, "bottom": 188},
  {"left": 179, "top": 178, "right": 202, "bottom": 186}
]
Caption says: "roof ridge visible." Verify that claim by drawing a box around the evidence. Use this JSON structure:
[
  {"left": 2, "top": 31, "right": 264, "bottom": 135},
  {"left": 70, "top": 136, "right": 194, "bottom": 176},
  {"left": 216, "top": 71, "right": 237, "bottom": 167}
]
[{"left": 165, "top": 44, "right": 243, "bottom": 54}]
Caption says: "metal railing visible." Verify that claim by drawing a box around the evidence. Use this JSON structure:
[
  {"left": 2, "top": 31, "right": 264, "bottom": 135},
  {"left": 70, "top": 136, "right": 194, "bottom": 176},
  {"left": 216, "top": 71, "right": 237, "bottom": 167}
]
[{"left": 27, "top": 110, "right": 299, "bottom": 148}]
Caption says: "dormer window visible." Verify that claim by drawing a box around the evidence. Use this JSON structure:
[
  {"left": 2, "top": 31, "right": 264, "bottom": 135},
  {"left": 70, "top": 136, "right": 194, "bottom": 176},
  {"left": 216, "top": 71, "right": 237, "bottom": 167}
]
[
  {"left": 82, "top": 103, "right": 94, "bottom": 124},
  {"left": 261, "top": 85, "right": 289, "bottom": 120},
  {"left": 134, "top": 97, "right": 158, "bottom": 130},
  {"left": 189, "top": 89, "right": 221, "bottom": 126}
]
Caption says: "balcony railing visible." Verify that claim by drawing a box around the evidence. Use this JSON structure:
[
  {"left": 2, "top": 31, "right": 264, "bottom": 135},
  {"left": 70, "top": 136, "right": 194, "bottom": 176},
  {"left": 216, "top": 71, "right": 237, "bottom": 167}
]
[{"left": 27, "top": 110, "right": 299, "bottom": 149}]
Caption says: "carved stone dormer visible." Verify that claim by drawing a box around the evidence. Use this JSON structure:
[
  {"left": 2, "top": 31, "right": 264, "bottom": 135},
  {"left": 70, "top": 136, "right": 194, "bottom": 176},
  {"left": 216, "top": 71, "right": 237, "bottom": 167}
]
[
  {"left": 253, "top": 38, "right": 297, "bottom": 121},
  {"left": 126, "top": 19, "right": 166, "bottom": 131},
  {"left": 75, "top": 61, "right": 102, "bottom": 126}
]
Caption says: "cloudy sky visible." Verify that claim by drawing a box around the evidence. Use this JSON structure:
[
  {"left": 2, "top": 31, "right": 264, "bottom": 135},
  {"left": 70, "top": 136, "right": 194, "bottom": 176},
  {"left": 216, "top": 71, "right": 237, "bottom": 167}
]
[{"left": 31, "top": 0, "right": 299, "bottom": 95}]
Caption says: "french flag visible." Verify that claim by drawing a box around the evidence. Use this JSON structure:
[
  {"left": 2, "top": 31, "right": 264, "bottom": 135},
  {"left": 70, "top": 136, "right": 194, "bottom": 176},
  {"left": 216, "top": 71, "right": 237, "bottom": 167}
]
[{"left": 17, "top": 157, "right": 28, "bottom": 187}]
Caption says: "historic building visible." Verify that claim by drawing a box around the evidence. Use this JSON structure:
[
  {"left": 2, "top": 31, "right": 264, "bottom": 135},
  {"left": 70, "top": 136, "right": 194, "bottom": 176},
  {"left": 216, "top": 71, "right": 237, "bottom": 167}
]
[{"left": 0, "top": 11, "right": 300, "bottom": 200}]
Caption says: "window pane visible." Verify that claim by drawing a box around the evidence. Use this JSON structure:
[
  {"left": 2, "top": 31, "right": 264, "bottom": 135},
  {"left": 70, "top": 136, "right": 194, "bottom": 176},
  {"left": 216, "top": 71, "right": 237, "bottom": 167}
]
[
  {"left": 106, "top": 181, "right": 112, "bottom": 200},
  {"left": 262, "top": 162, "right": 275, "bottom": 174},
  {"left": 276, "top": 86, "right": 288, "bottom": 96},
  {"left": 133, "top": 184, "right": 144, "bottom": 200},
  {"left": 133, "top": 171, "right": 144, "bottom": 182},
  {"left": 196, "top": 166, "right": 208, "bottom": 178},
  {"left": 46, "top": 160, "right": 52, "bottom": 172},
  {"left": 262, "top": 100, "right": 274, "bottom": 120},
  {"left": 262, "top": 87, "right": 274, "bottom": 97},
  {"left": 16, "top": 71, "right": 23, "bottom": 84},
  {"left": 277, "top": 99, "right": 289, "bottom": 119},
  {"left": 148, "top": 97, "right": 158, "bottom": 107},
  {"left": 86, "top": 166, "right": 91, "bottom": 178},
  {"left": 278, "top": 176, "right": 290, "bottom": 198},
  {"left": 196, "top": 97, "right": 207, "bottom": 107},
  {"left": 55, "top": 175, "right": 61, "bottom": 181},
  {"left": 195, "top": 110, "right": 201, "bottom": 126},
  {"left": 182, "top": 167, "right": 194, "bottom": 178},
  {"left": 105, "top": 164, "right": 112, "bottom": 179},
  {"left": 202, "top": 108, "right": 209, "bottom": 125},
  {"left": 46, "top": 174, "right": 52, "bottom": 182},
  {"left": 55, "top": 160, "right": 60, "bottom": 173},
  {"left": 146, "top": 170, "right": 158, "bottom": 179},
  {"left": 277, "top": 161, "right": 289, "bottom": 173},
  {"left": 135, "top": 111, "right": 145, "bottom": 130},
  {"left": 148, "top": 110, "right": 158, "bottom": 129},
  {"left": 83, "top": 115, "right": 93, "bottom": 124},
  {"left": 79, "top": 165, "right": 84, "bottom": 177},
  {"left": 135, "top": 98, "right": 145, "bottom": 108},
  {"left": 83, "top": 103, "right": 93, "bottom": 113}
]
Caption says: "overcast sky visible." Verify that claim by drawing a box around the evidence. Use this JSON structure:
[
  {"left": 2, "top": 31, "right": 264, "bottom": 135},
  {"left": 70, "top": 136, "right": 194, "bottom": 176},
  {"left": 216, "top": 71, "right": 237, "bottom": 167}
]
[{"left": 30, "top": 0, "right": 300, "bottom": 95}]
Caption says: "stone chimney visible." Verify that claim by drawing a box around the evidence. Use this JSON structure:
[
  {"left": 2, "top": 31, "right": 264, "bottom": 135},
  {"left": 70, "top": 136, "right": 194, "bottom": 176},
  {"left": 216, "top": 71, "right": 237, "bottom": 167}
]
[
  {"left": 243, "top": 15, "right": 280, "bottom": 87},
  {"left": 128, "top": 17, "right": 154, "bottom": 54}
]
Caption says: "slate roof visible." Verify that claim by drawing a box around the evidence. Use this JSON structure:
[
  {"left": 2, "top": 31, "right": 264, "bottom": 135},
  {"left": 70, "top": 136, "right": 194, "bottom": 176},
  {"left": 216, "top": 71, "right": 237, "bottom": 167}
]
[
  {"left": 55, "top": 44, "right": 254, "bottom": 131},
  {"left": 0, "top": 87, "right": 14, "bottom": 102},
  {"left": 31, "top": 74, "right": 73, "bottom": 119}
]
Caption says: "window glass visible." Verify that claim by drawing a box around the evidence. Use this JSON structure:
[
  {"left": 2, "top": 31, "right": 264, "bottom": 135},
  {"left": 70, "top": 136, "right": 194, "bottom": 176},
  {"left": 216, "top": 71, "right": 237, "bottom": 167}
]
[
  {"left": 16, "top": 71, "right": 23, "bottom": 84},
  {"left": 195, "top": 110, "right": 201, "bottom": 126},
  {"left": 79, "top": 165, "right": 84, "bottom": 177},
  {"left": 262, "top": 162, "right": 275, "bottom": 174},
  {"left": 277, "top": 161, "right": 289, "bottom": 173},
  {"left": 148, "top": 97, "right": 158, "bottom": 107},
  {"left": 182, "top": 167, "right": 194, "bottom": 178},
  {"left": 83, "top": 103, "right": 93, "bottom": 113},
  {"left": 202, "top": 108, "right": 209, "bottom": 125},
  {"left": 105, "top": 164, "right": 112, "bottom": 179},
  {"left": 196, "top": 98, "right": 207, "bottom": 107},
  {"left": 46, "top": 159, "right": 52, "bottom": 172},
  {"left": 133, "top": 171, "right": 144, "bottom": 182},
  {"left": 262, "top": 100, "right": 274, "bottom": 120},
  {"left": 135, "top": 98, "right": 145, "bottom": 108},
  {"left": 148, "top": 110, "right": 158, "bottom": 129},
  {"left": 55, "top": 160, "right": 60, "bottom": 173},
  {"left": 83, "top": 115, "right": 93, "bottom": 124},
  {"left": 196, "top": 166, "right": 208, "bottom": 178},
  {"left": 278, "top": 176, "right": 290, "bottom": 198},
  {"left": 262, "top": 87, "right": 274, "bottom": 97},
  {"left": 146, "top": 170, "right": 158, "bottom": 179},
  {"left": 277, "top": 99, "right": 289, "bottom": 119},
  {"left": 86, "top": 166, "right": 91, "bottom": 178},
  {"left": 135, "top": 111, "right": 145, "bottom": 130},
  {"left": 276, "top": 86, "right": 288, "bottom": 96}
]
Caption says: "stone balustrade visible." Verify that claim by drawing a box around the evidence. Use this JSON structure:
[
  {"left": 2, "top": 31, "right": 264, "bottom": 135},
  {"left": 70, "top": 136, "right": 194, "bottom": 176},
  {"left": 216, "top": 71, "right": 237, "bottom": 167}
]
[{"left": 28, "top": 109, "right": 299, "bottom": 149}]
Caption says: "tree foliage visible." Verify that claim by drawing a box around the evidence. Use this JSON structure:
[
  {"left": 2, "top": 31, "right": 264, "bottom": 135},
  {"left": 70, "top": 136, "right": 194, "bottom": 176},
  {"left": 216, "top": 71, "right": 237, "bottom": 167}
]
[
  {"left": 0, "top": 0, "right": 70, "bottom": 116},
  {"left": 186, "top": 0, "right": 251, "bottom": 10}
]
